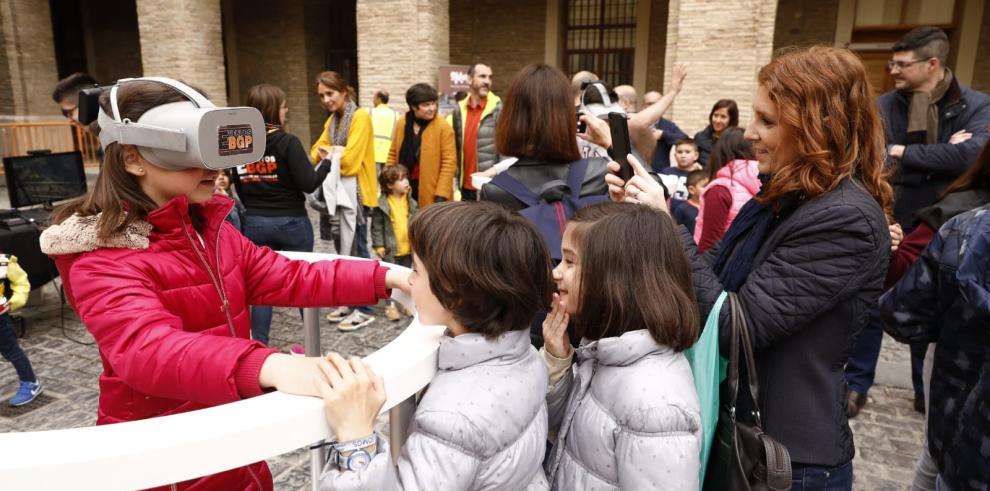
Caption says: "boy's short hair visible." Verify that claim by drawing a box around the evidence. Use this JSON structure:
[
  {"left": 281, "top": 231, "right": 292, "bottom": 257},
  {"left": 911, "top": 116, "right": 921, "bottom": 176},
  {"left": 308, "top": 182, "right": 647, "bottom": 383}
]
[
  {"left": 379, "top": 164, "right": 409, "bottom": 190},
  {"left": 686, "top": 170, "right": 708, "bottom": 188},
  {"left": 674, "top": 137, "right": 698, "bottom": 151},
  {"left": 409, "top": 201, "right": 553, "bottom": 338}
]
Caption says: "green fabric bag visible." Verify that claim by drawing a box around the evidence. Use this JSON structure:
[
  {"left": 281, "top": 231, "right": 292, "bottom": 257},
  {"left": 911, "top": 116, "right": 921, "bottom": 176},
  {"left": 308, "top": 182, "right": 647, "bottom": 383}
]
[{"left": 683, "top": 290, "right": 728, "bottom": 488}]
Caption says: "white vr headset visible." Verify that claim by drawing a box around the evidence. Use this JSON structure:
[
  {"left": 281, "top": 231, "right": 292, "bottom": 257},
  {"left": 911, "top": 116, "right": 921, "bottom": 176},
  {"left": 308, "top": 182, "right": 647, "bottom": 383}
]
[{"left": 96, "top": 77, "right": 266, "bottom": 170}]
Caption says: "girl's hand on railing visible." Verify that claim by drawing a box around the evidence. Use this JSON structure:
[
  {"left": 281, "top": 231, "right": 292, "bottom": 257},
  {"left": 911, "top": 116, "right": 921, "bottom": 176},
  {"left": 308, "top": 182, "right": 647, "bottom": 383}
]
[
  {"left": 315, "top": 353, "right": 386, "bottom": 442},
  {"left": 386, "top": 268, "right": 412, "bottom": 294},
  {"left": 257, "top": 354, "right": 329, "bottom": 397}
]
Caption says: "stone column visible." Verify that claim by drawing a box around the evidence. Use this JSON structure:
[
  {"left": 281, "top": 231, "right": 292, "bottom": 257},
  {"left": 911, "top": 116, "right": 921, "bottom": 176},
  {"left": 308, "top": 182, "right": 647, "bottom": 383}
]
[
  {"left": 356, "top": 0, "right": 449, "bottom": 108},
  {"left": 663, "top": 0, "right": 778, "bottom": 134},
  {"left": 0, "top": 0, "right": 61, "bottom": 117},
  {"left": 135, "top": 0, "right": 228, "bottom": 105}
]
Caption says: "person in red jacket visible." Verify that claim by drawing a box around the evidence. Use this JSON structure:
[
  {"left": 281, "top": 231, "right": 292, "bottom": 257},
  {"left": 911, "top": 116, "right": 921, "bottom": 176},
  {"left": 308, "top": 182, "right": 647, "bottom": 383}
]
[{"left": 39, "top": 79, "right": 409, "bottom": 491}]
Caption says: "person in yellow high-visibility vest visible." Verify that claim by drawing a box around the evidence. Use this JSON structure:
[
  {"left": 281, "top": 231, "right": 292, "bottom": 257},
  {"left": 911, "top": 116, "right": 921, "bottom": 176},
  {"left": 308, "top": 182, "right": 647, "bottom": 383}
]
[{"left": 370, "top": 90, "right": 399, "bottom": 175}]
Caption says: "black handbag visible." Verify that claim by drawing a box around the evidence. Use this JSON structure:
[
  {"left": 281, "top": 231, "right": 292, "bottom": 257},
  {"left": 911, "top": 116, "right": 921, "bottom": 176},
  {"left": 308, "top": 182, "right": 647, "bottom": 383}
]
[{"left": 703, "top": 292, "right": 792, "bottom": 491}]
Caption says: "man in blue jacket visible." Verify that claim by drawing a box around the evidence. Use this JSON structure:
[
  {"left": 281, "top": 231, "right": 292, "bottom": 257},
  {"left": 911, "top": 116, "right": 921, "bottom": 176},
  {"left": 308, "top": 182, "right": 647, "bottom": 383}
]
[
  {"left": 847, "top": 26, "right": 990, "bottom": 419},
  {"left": 880, "top": 27, "right": 990, "bottom": 230}
]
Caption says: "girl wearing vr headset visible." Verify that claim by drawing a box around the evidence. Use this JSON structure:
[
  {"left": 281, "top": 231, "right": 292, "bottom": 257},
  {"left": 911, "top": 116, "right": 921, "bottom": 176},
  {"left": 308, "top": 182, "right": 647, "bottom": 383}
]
[{"left": 40, "top": 78, "right": 409, "bottom": 491}]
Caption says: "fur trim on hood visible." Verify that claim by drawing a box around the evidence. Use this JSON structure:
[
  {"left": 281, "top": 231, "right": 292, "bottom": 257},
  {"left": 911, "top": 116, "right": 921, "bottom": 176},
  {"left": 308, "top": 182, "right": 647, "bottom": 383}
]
[{"left": 40, "top": 214, "right": 152, "bottom": 255}]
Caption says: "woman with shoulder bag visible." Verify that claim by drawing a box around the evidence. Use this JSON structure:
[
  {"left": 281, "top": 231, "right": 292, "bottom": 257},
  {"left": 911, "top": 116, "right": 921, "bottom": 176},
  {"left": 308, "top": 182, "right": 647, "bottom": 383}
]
[{"left": 603, "top": 47, "right": 894, "bottom": 490}]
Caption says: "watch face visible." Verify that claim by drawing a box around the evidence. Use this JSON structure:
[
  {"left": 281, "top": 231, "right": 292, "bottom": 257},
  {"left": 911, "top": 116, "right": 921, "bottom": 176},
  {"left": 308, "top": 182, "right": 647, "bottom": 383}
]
[{"left": 347, "top": 450, "right": 372, "bottom": 471}]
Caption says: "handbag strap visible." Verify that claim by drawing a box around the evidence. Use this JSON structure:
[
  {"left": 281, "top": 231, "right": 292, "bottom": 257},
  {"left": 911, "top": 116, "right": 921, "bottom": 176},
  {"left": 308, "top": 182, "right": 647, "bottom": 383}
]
[
  {"left": 726, "top": 292, "right": 742, "bottom": 412},
  {"left": 728, "top": 292, "right": 763, "bottom": 426}
]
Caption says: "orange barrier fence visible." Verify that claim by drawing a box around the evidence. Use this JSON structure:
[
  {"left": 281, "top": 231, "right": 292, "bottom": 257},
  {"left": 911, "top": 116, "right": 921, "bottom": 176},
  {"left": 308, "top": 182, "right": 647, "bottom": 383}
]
[{"left": 0, "top": 121, "right": 100, "bottom": 168}]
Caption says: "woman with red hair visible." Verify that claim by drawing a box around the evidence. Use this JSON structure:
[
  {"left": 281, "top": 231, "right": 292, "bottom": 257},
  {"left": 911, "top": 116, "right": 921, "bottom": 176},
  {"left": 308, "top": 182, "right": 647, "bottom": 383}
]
[{"left": 606, "top": 47, "right": 894, "bottom": 489}]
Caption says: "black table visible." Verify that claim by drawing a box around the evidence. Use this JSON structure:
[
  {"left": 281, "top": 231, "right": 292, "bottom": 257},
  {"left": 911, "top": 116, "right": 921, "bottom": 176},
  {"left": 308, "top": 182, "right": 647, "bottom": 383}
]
[{"left": 0, "top": 222, "right": 58, "bottom": 290}]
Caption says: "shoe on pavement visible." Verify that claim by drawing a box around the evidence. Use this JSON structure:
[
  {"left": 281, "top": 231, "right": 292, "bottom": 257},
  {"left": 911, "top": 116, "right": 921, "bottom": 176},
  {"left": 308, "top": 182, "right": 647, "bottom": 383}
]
[
  {"left": 289, "top": 344, "right": 306, "bottom": 356},
  {"left": 913, "top": 396, "right": 926, "bottom": 414},
  {"left": 325, "top": 306, "right": 352, "bottom": 323},
  {"left": 846, "top": 390, "right": 868, "bottom": 418},
  {"left": 338, "top": 311, "right": 375, "bottom": 332},
  {"left": 9, "top": 380, "right": 42, "bottom": 407},
  {"left": 385, "top": 303, "right": 401, "bottom": 321}
]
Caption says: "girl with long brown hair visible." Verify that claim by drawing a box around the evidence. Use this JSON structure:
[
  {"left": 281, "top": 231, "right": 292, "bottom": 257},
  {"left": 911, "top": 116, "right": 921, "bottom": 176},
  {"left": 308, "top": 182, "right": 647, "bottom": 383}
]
[
  {"left": 40, "top": 79, "right": 408, "bottom": 491},
  {"left": 606, "top": 46, "right": 893, "bottom": 488}
]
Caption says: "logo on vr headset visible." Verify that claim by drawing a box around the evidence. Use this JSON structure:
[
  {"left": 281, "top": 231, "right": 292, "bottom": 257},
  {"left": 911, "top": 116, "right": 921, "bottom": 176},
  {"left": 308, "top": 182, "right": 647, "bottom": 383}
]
[{"left": 218, "top": 124, "right": 254, "bottom": 157}]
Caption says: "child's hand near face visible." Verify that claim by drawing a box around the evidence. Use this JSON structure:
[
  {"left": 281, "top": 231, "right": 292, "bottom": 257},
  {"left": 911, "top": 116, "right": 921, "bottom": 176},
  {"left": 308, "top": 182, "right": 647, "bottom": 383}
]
[
  {"left": 314, "top": 353, "right": 386, "bottom": 442},
  {"left": 543, "top": 293, "right": 572, "bottom": 359}
]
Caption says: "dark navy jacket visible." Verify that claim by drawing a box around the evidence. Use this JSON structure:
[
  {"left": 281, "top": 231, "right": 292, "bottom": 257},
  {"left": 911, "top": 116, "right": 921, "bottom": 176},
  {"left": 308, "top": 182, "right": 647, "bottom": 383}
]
[
  {"left": 878, "top": 80, "right": 990, "bottom": 230},
  {"left": 684, "top": 179, "right": 890, "bottom": 466},
  {"left": 650, "top": 118, "right": 688, "bottom": 171},
  {"left": 880, "top": 204, "right": 990, "bottom": 490}
]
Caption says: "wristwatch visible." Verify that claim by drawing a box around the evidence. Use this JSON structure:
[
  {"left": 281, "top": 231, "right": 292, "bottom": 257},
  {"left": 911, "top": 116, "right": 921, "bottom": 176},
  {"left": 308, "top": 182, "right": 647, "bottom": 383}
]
[
  {"left": 331, "top": 434, "right": 377, "bottom": 472},
  {"left": 341, "top": 448, "right": 372, "bottom": 471}
]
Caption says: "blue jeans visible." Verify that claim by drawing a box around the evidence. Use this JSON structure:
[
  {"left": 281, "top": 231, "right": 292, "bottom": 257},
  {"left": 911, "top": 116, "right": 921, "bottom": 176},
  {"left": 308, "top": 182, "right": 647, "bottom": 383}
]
[
  {"left": 846, "top": 305, "right": 926, "bottom": 401},
  {"left": 0, "top": 314, "right": 35, "bottom": 382},
  {"left": 352, "top": 207, "right": 373, "bottom": 315},
  {"left": 845, "top": 307, "right": 883, "bottom": 394},
  {"left": 242, "top": 215, "right": 315, "bottom": 345},
  {"left": 791, "top": 461, "right": 853, "bottom": 491}
]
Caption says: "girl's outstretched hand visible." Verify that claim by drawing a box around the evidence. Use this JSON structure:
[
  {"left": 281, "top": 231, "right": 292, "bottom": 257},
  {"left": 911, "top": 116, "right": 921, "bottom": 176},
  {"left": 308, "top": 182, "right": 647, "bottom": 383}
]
[
  {"left": 314, "top": 353, "right": 386, "bottom": 442},
  {"left": 258, "top": 353, "right": 328, "bottom": 397},
  {"left": 542, "top": 293, "right": 572, "bottom": 359},
  {"left": 604, "top": 154, "right": 669, "bottom": 213}
]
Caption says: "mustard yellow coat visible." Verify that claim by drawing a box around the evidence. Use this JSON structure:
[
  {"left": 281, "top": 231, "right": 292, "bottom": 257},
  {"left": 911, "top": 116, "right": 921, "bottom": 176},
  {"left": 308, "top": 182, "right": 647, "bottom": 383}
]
[
  {"left": 309, "top": 108, "right": 378, "bottom": 208},
  {"left": 387, "top": 116, "right": 457, "bottom": 208}
]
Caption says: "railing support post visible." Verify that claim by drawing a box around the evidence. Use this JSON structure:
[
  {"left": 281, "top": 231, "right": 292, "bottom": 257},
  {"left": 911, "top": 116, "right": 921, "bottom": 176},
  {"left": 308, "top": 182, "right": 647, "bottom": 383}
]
[
  {"left": 303, "top": 307, "right": 325, "bottom": 491},
  {"left": 388, "top": 396, "right": 416, "bottom": 462}
]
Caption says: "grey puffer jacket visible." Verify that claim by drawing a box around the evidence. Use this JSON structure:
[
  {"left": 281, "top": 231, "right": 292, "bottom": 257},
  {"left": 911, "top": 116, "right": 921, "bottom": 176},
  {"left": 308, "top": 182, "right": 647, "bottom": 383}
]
[
  {"left": 320, "top": 328, "right": 550, "bottom": 490},
  {"left": 546, "top": 329, "right": 701, "bottom": 490}
]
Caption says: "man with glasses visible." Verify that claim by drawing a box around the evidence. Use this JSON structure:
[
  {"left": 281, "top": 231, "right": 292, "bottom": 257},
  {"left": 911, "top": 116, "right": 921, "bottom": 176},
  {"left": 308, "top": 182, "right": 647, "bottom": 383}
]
[
  {"left": 52, "top": 73, "right": 98, "bottom": 126},
  {"left": 847, "top": 22, "right": 990, "bottom": 452}
]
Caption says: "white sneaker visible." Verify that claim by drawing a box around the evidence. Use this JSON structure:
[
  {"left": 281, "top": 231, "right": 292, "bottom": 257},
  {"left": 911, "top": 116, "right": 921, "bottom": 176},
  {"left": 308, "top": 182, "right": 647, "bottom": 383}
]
[
  {"left": 325, "top": 306, "right": 352, "bottom": 323},
  {"left": 338, "top": 311, "right": 375, "bottom": 332}
]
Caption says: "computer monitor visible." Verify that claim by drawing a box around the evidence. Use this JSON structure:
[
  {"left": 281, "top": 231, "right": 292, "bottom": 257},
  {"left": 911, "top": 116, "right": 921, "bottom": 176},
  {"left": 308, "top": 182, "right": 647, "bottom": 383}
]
[{"left": 3, "top": 151, "right": 87, "bottom": 209}]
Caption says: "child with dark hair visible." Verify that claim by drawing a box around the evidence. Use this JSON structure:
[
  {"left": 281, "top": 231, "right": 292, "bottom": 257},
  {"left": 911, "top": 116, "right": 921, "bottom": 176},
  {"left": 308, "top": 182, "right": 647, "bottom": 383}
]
[
  {"left": 671, "top": 169, "right": 709, "bottom": 235},
  {"left": 693, "top": 127, "right": 760, "bottom": 253},
  {"left": 0, "top": 253, "right": 40, "bottom": 406},
  {"left": 317, "top": 201, "right": 554, "bottom": 490},
  {"left": 542, "top": 202, "right": 701, "bottom": 489},
  {"left": 371, "top": 164, "right": 418, "bottom": 321},
  {"left": 660, "top": 137, "right": 703, "bottom": 200}
]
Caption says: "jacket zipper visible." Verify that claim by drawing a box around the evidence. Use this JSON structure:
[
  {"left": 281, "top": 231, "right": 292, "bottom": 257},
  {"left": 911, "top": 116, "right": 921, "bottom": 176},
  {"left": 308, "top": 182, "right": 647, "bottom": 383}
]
[
  {"left": 180, "top": 218, "right": 236, "bottom": 338},
  {"left": 247, "top": 466, "right": 264, "bottom": 489}
]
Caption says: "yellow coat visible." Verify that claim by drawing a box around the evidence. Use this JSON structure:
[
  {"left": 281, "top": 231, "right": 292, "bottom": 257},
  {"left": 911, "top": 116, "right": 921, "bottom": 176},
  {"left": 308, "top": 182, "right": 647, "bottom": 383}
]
[
  {"left": 387, "top": 116, "right": 457, "bottom": 208},
  {"left": 0, "top": 254, "right": 30, "bottom": 311},
  {"left": 309, "top": 108, "right": 378, "bottom": 208}
]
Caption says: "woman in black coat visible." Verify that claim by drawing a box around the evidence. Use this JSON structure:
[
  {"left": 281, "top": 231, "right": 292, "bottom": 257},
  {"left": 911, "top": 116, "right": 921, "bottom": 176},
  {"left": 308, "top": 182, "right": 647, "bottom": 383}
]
[
  {"left": 605, "top": 47, "right": 893, "bottom": 489},
  {"left": 694, "top": 99, "right": 738, "bottom": 166},
  {"left": 479, "top": 64, "right": 608, "bottom": 210}
]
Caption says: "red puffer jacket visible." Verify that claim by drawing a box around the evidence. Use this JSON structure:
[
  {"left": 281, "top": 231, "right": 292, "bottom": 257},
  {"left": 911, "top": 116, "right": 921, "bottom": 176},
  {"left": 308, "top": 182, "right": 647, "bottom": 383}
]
[{"left": 41, "top": 194, "right": 390, "bottom": 490}]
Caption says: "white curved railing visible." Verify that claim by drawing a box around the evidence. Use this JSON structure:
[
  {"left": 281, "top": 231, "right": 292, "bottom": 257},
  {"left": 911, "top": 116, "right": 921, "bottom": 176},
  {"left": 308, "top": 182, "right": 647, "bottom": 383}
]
[{"left": 0, "top": 253, "right": 444, "bottom": 490}]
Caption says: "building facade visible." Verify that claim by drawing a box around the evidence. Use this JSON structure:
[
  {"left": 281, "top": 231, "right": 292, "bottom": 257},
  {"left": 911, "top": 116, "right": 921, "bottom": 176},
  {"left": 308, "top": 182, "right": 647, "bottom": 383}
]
[{"left": 2, "top": 0, "right": 989, "bottom": 146}]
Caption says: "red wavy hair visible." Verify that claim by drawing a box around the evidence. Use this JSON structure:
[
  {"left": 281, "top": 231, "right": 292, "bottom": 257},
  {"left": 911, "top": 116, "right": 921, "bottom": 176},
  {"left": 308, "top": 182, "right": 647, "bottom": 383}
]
[{"left": 756, "top": 46, "right": 893, "bottom": 220}]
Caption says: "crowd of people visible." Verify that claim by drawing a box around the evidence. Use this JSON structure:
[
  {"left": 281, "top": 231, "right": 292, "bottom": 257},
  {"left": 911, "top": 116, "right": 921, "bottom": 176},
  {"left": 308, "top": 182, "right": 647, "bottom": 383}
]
[{"left": 5, "top": 24, "right": 985, "bottom": 491}]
